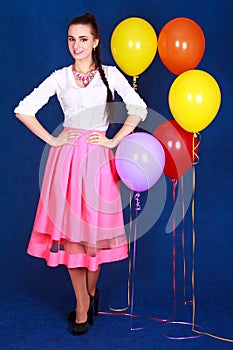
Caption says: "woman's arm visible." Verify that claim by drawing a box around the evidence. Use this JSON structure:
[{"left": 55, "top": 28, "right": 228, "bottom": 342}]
[
  {"left": 15, "top": 114, "right": 79, "bottom": 147},
  {"left": 14, "top": 71, "right": 79, "bottom": 146},
  {"left": 86, "top": 114, "right": 141, "bottom": 148},
  {"left": 87, "top": 67, "right": 146, "bottom": 147},
  {"left": 112, "top": 114, "right": 142, "bottom": 143}
]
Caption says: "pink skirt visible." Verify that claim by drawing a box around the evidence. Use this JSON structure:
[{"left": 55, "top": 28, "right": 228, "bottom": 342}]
[{"left": 27, "top": 128, "right": 128, "bottom": 271}]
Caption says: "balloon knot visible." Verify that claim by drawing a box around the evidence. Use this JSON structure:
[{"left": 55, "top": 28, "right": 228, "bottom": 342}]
[
  {"left": 134, "top": 192, "right": 141, "bottom": 211},
  {"left": 132, "top": 76, "right": 139, "bottom": 90}
]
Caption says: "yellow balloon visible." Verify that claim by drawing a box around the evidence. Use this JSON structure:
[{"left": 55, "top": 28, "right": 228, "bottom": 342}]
[
  {"left": 168, "top": 70, "right": 221, "bottom": 133},
  {"left": 111, "top": 17, "right": 157, "bottom": 76}
]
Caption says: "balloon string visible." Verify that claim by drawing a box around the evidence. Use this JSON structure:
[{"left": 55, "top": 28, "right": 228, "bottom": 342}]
[
  {"left": 109, "top": 192, "right": 133, "bottom": 312},
  {"left": 99, "top": 311, "right": 170, "bottom": 323},
  {"left": 130, "top": 191, "right": 133, "bottom": 230},
  {"left": 130, "top": 192, "right": 140, "bottom": 330},
  {"left": 181, "top": 176, "right": 192, "bottom": 306},
  {"left": 132, "top": 75, "right": 139, "bottom": 90},
  {"left": 129, "top": 192, "right": 172, "bottom": 330},
  {"left": 191, "top": 166, "right": 196, "bottom": 328},
  {"left": 191, "top": 166, "right": 233, "bottom": 343},
  {"left": 193, "top": 132, "right": 201, "bottom": 165},
  {"left": 172, "top": 180, "right": 178, "bottom": 318},
  {"left": 162, "top": 321, "right": 204, "bottom": 340},
  {"left": 109, "top": 193, "right": 141, "bottom": 318},
  {"left": 108, "top": 243, "right": 131, "bottom": 312},
  {"left": 181, "top": 176, "right": 187, "bottom": 304}
]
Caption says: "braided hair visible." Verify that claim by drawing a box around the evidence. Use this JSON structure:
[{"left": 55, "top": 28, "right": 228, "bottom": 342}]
[{"left": 68, "top": 14, "right": 114, "bottom": 120}]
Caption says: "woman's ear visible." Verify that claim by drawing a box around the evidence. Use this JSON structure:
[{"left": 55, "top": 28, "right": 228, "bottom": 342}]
[{"left": 93, "top": 39, "right": 99, "bottom": 49}]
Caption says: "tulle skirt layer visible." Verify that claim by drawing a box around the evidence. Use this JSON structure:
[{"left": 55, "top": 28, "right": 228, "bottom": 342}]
[{"left": 27, "top": 128, "right": 128, "bottom": 271}]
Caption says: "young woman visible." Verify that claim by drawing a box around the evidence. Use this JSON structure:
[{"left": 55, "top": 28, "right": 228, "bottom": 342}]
[{"left": 14, "top": 13, "right": 147, "bottom": 335}]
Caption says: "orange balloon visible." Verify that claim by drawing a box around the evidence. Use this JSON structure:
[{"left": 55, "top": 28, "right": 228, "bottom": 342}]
[{"left": 158, "top": 17, "right": 205, "bottom": 75}]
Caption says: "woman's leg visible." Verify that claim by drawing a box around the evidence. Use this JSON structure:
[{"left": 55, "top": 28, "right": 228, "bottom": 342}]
[
  {"left": 67, "top": 267, "right": 89, "bottom": 323},
  {"left": 85, "top": 244, "right": 101, "bottom": 296},
  {"left": 87, "top": 267, "right": 101, "bottom": 296},
  {"left": 65, "top": 242, "right": 89, "bottom": 323}
]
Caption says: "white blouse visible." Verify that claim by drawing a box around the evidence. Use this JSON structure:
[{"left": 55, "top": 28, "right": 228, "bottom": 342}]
[{"left": 14, "top": 65, "right": 147, "bottom": 131}]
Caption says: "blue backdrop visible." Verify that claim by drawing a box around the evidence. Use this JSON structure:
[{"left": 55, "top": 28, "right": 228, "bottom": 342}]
[{"left": 1, "top": 0, "right": 232, "bottom": 349}]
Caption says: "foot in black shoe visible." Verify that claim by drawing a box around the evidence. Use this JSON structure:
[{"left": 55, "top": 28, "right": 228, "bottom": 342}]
[
  {"left": 68, "top": 288, "right": 100, "bottom": 323},
  {"left": 68, "top": 307, "right": 93, "bottom": 325},
  {"left": 72, "top": 320, "right": 88, "bottom": 336},
  {"left": 68, "top": 305, "right": 94, "bottom": 325}
]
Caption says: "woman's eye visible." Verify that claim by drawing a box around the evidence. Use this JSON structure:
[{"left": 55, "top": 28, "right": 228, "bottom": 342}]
[
  {"left": 80, "top": 38, "right": 88, "bottom": 42},
  {"left": 68, "top": 37, "right": 75, "bottom": 42}
]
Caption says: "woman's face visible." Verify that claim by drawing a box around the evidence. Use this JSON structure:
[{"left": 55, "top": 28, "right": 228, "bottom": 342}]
[{"left": 68, "top": 24, "right": 99, "bottom": 62}]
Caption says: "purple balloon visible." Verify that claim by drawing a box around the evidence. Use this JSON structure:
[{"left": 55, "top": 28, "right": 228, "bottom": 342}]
[{"left": 115, "top": 132, "right": 165, "bottom": 192}]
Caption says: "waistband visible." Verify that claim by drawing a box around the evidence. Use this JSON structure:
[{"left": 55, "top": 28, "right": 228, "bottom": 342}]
[{"left": 64, "top": 127, "right": 106, "bottom": 134}]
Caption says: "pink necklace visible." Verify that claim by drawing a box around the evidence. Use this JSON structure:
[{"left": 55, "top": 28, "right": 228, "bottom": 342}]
[{"left": 72, "top": 67, "right": 98, "bottom": 87}]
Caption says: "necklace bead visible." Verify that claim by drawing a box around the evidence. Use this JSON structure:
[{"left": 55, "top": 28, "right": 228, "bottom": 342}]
[{"left": 72, "top": 68, "right": 98, "bottom": 87}]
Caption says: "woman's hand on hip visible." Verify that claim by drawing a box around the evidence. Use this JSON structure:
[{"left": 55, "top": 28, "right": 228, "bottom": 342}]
[
  {"left": 50, "top": 130, "right": 80, "bottom": 147},
  {"left": 86, "top": 132, "right": 119, "bottom": 149}
]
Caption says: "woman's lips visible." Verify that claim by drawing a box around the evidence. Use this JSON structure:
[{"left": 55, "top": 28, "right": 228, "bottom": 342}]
[{"left": 74, "top": 50, "right": 83, "bottom": 55}]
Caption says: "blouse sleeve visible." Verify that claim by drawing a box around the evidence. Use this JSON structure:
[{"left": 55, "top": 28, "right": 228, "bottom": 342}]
[
  {"left": 109, "top": 66, "right": 147, "bottom": 121},
  {"left": 14, "top": 72, "right": 57, "bottom": 116}
]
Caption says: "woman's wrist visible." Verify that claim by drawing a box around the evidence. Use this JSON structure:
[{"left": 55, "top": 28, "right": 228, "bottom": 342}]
[
  {"left": 48, "top": 135, "right": 57, "bottom": 146},
  {"left": 111, "top": 137, "right": 122, "bottom": 148}
]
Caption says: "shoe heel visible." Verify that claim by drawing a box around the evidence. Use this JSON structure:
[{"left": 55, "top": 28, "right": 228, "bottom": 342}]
[
  {"left": 88, "top": 306, "right": 94, "bottom": 325},
  {"left": 67, "top": 309, "right": 76, "bottom": 323},
  {"left": 93, "top": 297, "right": 99, "bottom": 316},
  {"left": 88, "top": 288, "right": 100, "bottom": 320},
  {"left": 93, "top": 288, "right": 100, "bottom": 317}
]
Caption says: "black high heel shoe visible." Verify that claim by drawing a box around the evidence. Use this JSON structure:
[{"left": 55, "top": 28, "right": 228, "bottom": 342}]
[
  {"left": 67, "top": 310, "right": 76, "bottom": 323},
  {"left": 71, "top": 319, "right": 89, "bottom": 336},
  {"left": 67, "top": 288, "right": 100, "bottom": 324},
  {"left": 90, "top": 288, "right": 100, "bottom": 318},
  {"left": 71, "top": 297, "right": 92, "bottom": 336}
]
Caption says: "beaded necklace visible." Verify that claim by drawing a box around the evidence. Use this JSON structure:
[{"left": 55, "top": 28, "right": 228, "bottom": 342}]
[{"left": 72, "top": 67, "right": 98, "bottom": 87}]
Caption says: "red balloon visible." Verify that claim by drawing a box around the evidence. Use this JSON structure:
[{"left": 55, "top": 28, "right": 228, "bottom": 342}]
[
  {"left": 153, "top": 120, "right": 198, "bottom": 179},
  {"left": 158, "top": 17, "right": 205, "bottom": 75}
]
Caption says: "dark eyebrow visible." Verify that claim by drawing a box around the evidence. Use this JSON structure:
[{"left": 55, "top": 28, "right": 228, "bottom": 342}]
[{"left": 68, "top": 35, "right": 88, "bottom": 38}]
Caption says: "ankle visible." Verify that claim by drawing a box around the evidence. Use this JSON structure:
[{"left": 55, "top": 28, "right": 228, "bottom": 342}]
[
  {"left": 76, "top": 301, "right": 90, "bottom": 323},
  {"left": 75, "top": 309, "right": 88, "bottom": 322},
  {"left": 77, "top": 294, "right": 90, "bottom": 309},
  {"left": 88, "top": 289, "right": 96, "bottom": 298}
]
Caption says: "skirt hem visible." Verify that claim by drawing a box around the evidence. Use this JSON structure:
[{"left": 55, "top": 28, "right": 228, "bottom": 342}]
[{"left": 27, "top": 244, "right": 128, "bottom": 272}]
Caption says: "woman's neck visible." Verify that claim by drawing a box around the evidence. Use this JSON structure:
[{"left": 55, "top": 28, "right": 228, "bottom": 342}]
[{"left": 73, "top": 59, "right": 96, "bottom": 75}]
